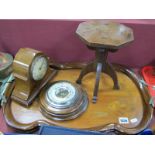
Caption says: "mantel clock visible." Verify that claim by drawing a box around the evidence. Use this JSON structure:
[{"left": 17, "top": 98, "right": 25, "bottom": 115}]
[{"left": 11, "top": 48, "right": 57, "bottom": 106}]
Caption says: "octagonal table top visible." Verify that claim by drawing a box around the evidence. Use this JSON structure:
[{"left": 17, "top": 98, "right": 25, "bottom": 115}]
[{"left": 76, "top": 20, "right": 134, "bottom": 49}]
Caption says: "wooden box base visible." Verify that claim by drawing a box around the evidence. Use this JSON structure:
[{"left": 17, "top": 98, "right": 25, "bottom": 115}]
[{"left": 11, "top": 69, "right": 58, "bottom": 107}]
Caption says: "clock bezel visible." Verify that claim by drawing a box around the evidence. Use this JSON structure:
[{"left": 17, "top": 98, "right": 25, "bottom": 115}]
[{"left": 29, "top": 54, "right": 49, "bottom": 82}]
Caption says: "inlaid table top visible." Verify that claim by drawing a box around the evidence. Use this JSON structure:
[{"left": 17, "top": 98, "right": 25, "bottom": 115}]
[{"left": 76, "top": 20, "right": 134, "bottom": 49}]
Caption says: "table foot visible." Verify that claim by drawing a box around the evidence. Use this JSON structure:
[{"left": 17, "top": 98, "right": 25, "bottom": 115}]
[{"left": 92, "top": 96, "right": 97, "bottom": 103}]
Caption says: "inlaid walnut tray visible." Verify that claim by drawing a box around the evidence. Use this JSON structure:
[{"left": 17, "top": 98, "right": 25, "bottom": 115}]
[{"left": 3, "top": 63, "right": 153, "bottom": 134}]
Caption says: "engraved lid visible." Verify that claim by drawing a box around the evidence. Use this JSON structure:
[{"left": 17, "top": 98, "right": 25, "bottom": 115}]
[{"left": 0, "top": 52, "right": 13, "bottom": 71}]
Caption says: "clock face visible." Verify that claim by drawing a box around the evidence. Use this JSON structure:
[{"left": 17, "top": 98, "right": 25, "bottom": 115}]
[{"left": 31, "top": 55, "right": 48, "bottom": 81}]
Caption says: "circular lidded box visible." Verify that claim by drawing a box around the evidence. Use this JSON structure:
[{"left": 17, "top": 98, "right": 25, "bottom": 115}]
[
  {"left": 39, "top": 81, "right": 89, "bottom": 121},
  {"left": 0, "top": 52, "right": 13, "bottom": 80}
]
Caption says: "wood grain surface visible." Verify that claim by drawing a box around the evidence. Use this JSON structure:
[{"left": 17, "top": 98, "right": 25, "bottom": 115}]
[
  {"left": 4, "top": 65, "right": 153, "bottom": 134},
  {"left": 76, "top": 20, "right": 134, "bottom": 49}
]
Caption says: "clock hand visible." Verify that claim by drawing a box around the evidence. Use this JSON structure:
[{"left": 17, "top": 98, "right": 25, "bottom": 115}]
[{"left": 39, "top": 60, "right": 44, "bottom": 70}]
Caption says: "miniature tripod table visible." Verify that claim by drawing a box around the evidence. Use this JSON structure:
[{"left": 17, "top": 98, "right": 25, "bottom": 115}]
[{"left": 76, "top": 20, "right": 134, "bottom": 103}]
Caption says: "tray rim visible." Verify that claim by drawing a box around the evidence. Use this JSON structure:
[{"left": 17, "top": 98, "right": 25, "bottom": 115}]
[{"left": 2, "top": 63, "right": 154, "bottom": 134}]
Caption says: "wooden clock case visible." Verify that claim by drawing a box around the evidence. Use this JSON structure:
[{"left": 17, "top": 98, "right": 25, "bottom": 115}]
[{"left": 11, "top": 48, "right": 57, "bottom": 107}]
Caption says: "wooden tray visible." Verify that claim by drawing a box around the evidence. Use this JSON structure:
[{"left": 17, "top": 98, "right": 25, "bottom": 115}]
[{"left": 3, "top": 64, "right": 153, "bottom": 134}]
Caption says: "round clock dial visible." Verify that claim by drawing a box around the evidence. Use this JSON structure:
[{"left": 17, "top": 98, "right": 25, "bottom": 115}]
[{"left": 31, "top": 55, "right": 48, "bottom": 81}]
